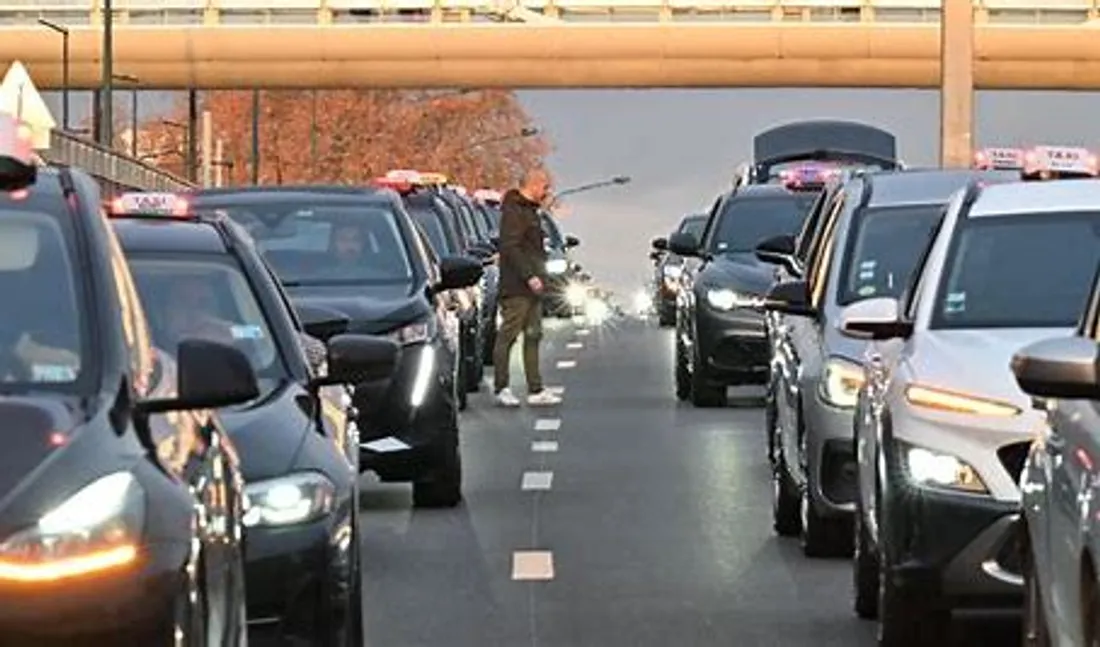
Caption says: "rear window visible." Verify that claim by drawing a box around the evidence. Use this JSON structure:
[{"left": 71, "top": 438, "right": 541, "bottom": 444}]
[
  {"left": 0, "top": 207, "right": 86, "bottom": 387},
  {"left": 708, "top": 193, "right": 817, "bottom": 254},
  {"left": 836, "top": 204, "right": 945, "bottom": 305}
]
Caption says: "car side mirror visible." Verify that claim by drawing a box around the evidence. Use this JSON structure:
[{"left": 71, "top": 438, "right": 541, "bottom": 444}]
[
  {"left": 755, "top": 234, "right": 797, "bottom": 274},
  {"left": 565, "top": 234, "right": 580, "bottom": 248},
  {"left": 762, "top": 280, "right": 815, "bottom": 317},
  {"left": 435, "top": 255, "right": 484, "bottom": 292},
  {"left": 838, "top": 297, "right": 912, "bottom": 340},
  {"left": 314, "top": 333, "right": 401, "bottom": 387},
  {"left": 667, "top": 232, "right": 699, "bottom": 257},
  {"left": 649, "top": 250, "right": 663, "bottom": 262},
  {"left": 1011, "top": 336, "right": 1100, "bottom": 400},
  {"left": 651, "top": 236, "right": 669, "bottom": 251},
  {"left": 295, "top": 302, "right": 351, "bottom": 342},
  {"left": 137, "top": 339, "right": 260, "bottom": 414}
]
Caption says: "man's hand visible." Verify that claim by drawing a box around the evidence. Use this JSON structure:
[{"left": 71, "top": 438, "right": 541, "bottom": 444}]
[{"left": 527, "top": 276, "right": 544, "bottom": 294}]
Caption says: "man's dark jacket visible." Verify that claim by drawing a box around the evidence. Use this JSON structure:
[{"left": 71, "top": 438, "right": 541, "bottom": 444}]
[{"left": 498, "top": 188, "right": 547, "bottom": 298}]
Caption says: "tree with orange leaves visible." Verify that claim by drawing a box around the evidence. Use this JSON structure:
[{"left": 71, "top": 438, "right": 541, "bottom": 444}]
[{"left": 136, "top": 89, "right": 550, "bottom": 190}]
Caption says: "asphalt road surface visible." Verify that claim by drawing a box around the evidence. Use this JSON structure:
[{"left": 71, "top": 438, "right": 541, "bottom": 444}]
[{"left": 359, "top": 314, "right": 1020, "bottom": 647}]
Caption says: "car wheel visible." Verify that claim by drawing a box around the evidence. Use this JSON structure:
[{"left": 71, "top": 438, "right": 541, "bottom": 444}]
[
  {"left": 853, "top": 498, "right": 879, "bottom": 620},
  {"left": 799, "top": 433, "right": 853, "bottom": 558},
  {"left": 413, "top": 420, "right": 463, "bottom": 509},
  {"left": 1020, "top": 536, "right": 1051, "bottom": 647},
  {"left": 876, "top": 539, "right": 949, "bottom": 646},
  {"left": 689, "top": 349, "right": 726, "bottom": 407},
  {"left": 674, "top": 338, "right": 690, "bottom": 401},
  {"left": 772, "top": 450, "right": 801, "bottom": 537}
]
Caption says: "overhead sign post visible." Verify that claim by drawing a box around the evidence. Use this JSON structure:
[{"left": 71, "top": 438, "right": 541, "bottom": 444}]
[{"left": 0, "top": 61, "right": 58, "bottom": 151}]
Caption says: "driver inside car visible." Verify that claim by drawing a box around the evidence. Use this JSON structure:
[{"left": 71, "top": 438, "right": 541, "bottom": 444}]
[{"left": 159, "top": 275, "right": 237, "bottom": 352}]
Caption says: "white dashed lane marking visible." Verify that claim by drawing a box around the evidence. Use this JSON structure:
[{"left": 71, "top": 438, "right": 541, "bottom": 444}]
[
  {"left": 566, "top": 342, "right": 583, "bottom": 350},
  {"left": 534, "top": 418, "right": 561, "bottom": 431},
  {"left": 532, "top": 440, "right": 559, "bottom": 452},
  {"left": 556, "top": 360, "right": 576, "bottom": 369},
  {"left": 575, "top": 329, "right": 591, "bottom": 336},
  {"left": 512, "top": 551, "right": 555, "bottom": 581},
  {"left": 521, "top": 471, "right": 554, "bottom": 491}
]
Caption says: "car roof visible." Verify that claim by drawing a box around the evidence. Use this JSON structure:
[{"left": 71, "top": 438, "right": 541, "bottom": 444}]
[
  {"left": 864, "top": 169, "right": 1019, "bottom": 208},
  {"left": 191, "top": 185, "right": 393, "bottom": 208},
  {"left": 111, "top": 218, "right": 228, "bottom": 254},
  {"left": 733, "top": 184, "right": 813, "bottom": 199},
  {"left": 970, "top": 179, "right": 1100, "bottom": 217}
]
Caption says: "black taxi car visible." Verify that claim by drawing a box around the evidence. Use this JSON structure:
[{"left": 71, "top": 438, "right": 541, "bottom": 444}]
[
  {"left": 0, "top": 136, "right": 257, "bottom": 644},
  {"left": 107, "top": 191, "right": 400, "bottom": 645},
  {"left": 191, "top": 186, "right": 483, "bottom": 508}
]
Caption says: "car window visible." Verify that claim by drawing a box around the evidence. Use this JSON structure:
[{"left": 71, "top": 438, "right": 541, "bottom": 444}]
[
  {"left": 0, "top": 207, "right": 87, "bottom": 387},
  {"left": 678, "top": 217, "right": 706, "bottom": 240},
  {"left": 707, "top": 193, "right": 818, "bottom": 255},
  {"left": 808, "top": 196, "right": 846, "bottom": 310},
  {"left": 409, "top": 204, "right": 454, "bottom": 256},
  {"left": 835, "top": 204, "right": 945, "bottom": 305},
  {"left": 128, "top": 255, "right": 285, "bottom": 381},
  {"left": 541, "top": 213, "right": 565, "bottom": 249},
  {"left": 931, "top": 212, "right": 1100, "bottom": 329},
  {"left": 204, "top": 202, "right": 414, "bottom": 286},
  {"left": 103, "top": 217, "right": 156, "bottom": 396}
]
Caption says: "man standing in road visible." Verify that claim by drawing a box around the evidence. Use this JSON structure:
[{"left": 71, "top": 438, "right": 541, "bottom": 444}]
[{"left": 492, "top": 169, "right": 562, "bottom": 408}]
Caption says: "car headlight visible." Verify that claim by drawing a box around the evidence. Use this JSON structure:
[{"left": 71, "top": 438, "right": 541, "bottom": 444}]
[
  {"left": 704, "top": 288, "right": 760, "bottom": 310},
  {"left": 242, "top": 472, "right": 335, "bottom": 528},
  {"left": 900, "top": 441, "right": 988, "bottom": 494},
  {"left": 0, "top": 471, "right": 144, "bottom": 582},
  {"left": 904, "top": 384, "right": 1021, "bottom": 417},
  {"left": 546, "top": 258, "right": 568, "bottom": 274},
  {"left": 663, "top": 265, "right": 683, "bottom": 279},
  {"left": 819, "top": 357, "right": 865, "bottom": 409},
  {"left": 565, "top": 283, "right": 587, "bottom": 307},
  {"left": 389, "top": 320, "right": 432, "bottom": 345}
]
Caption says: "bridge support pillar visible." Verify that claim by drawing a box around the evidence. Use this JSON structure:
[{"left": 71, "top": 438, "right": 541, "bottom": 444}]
[{"left": 939, "top": 0, "right": 974, "bottom": 168}]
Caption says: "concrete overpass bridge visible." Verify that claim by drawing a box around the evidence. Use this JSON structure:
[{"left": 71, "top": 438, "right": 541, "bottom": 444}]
[{"left": 3, "top": 0, "right": 1100, "bottom": 89}]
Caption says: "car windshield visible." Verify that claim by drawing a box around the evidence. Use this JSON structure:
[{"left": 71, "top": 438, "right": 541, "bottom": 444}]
[
  {"left": 128, "top": 256, "right": 285, "bottom": 380},
  {"left": 836, "top": 204, "right": 945, "bottom": 305},
  {"left": 708, "top": 193, "right": 817, "bottom": 254},
  {"left": 931, "top": 212, "right": 1100, "bottom": 329},
  {"left": 542, "top": 213, "right": 565, "bottom": 249},
  {"left": 679, "top": 217, "right": 706, "bottom": 240},
  {"left": 409, "top": 204, "right": 455, "bottom": 256},
  {"left": 0, "top": 208, "right": 87, "bottom": 389},
  {"left": 201, "top": 201, "right": 414, "bottom": 286}
]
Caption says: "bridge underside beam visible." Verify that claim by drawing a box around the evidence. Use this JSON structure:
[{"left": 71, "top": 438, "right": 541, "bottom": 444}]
[{"left": 6, "top": 24, "right": 1100, "bottom": 90}]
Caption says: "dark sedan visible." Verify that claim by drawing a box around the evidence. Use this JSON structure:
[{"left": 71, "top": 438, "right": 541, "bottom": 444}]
[
  {"left": 650, "top": 213, "right": 706, "bottom": 327},
  {"left": 192, "top": 186, "right": 482, "bottom": 508}
]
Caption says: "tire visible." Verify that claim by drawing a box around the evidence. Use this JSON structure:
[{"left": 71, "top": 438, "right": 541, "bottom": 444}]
[
  {"left": 853, "top": 500, "right": 879, "bottom": 620},
  {"left": 772, "top": 451, "right": 801, "bottom": 537},
  {"left": 413, "top": 425, "right": 463, "bottom": 509},
  {"left": 1021, "top": 536, "right": 1051, "bottom": 647},
  {"left": 689, "top": 349, "right": 726, "bottom": 407},
  {"left": 675, "top": 339, "right": 690, "bottom": 401}
]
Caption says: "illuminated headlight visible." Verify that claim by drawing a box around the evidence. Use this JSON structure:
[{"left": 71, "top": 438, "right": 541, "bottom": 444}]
[
  {"left": 663, "top": 265, "right": 683, "bottom": 279},
  {"left": 586, "top": 298, "right": 610, "bottom": 323},
  {"left": 546, "top": 259, "right": 568, "bottom": 275},
  {"left": 0, "top": 471, "right": 143, "bottom": 582},
  {"left": 633, "top": 290, "right": 652, "bottom": 312},
  {"left": 901, "top": 442, "right": 988, "bottom": 494},
  {"left": 566, "top": 283, "right": 587, "bottom": 307},
  {"left": 389, "top": 320, "right": 432, "bottom": 345},
  {"left": 819, "top": 357, "right": 865, "bottom": 409},
  {"left": 704, "top": 288, "right": 760, "bottom": 310},
  {"left": 242, "top": 472, "right": 335, "bottom": 528}
]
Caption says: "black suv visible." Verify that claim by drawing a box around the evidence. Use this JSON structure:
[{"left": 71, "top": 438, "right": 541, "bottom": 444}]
[{"left": 191, "top": 186, "right": 483, "bottom": 508}]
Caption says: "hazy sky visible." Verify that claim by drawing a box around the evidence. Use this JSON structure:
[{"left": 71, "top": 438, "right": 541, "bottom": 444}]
[{"left": 41, "top": 87, "right": 1100, "bottom": 296}]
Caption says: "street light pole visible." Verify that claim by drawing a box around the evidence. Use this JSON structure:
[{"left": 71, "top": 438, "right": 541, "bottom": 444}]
[
  {"left": 113, "top": 74, "right": 139, "bottom": 155},
  {"left": 550, "top": 175, "right": 631, "bottom": 207},
  {"left": 37, "top": 19, "right": 70, "bottom": 131},
  {"left": 467, "top": 126, "right": 539, "bottom": 150},
  {"left": 101, "top": 0, "right": 114, "bottom": 147},
  {"left": 250, "top": 90, "right": 260, "bottom": 184}
]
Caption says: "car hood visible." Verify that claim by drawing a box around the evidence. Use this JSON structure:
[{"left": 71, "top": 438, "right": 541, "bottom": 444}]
[
  {"left": 288, "top": 284, "right": 430, "bottom": 335},
  {"left": 220, "top": 381, "right": 310, "bottom": 483},
  {"left": 696, "top": 252, "right": 777, "bottom": 296},
  {"left": 0, "top": 396, "right": 89, "bottom": 507},
  {"left": 907, "top": 327, "right": 1073, "bottom": 409}
]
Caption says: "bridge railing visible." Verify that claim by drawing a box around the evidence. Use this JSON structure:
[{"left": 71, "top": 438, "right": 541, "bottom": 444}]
[
  {"left": 0, "top": 0, "right": 1098, "bottom": 22},
  {"left": 42, "top": 129, "right": 195, "bottom": 193}
]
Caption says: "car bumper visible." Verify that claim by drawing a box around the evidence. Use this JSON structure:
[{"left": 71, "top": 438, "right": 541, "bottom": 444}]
[
  {"left": 884, "top": 480, "right": 1022, "bottom": 606},
  {"left": 0, "top": 539, "right": 187, "bottom": 641},
  {"left": 356, "top": 340, "right": 455, "bottom": 476},
  {"left": 804, "top": 394, "right": 859, "bottom": 517},
  {"left": 694, "top": 305, "right": 769, "bottom": 384},
  {"left": 244, "top": 512, "right": 353, "bottom": 638}
]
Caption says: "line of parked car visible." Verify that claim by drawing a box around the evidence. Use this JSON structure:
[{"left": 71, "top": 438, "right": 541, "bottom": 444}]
[
  {"left": 648, "top": 119, "right": 1100, "bottom": 646},
  {"left": 0, "top": 117, "right": 588, "bottom": 646}
]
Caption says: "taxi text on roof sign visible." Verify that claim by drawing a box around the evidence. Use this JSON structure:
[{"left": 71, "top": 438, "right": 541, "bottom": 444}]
[
  {"left": 1024, "top": 145, "right": 1099, "bottom": 176},
  {"left": 111, "top": 192, "right": 190, "bottom": 217},
  {"left": 974, "top": 147, "right": 1023, "bottom": 170},
  {"left": 385, "top": 169, "right": 421, "bottom": 183}
]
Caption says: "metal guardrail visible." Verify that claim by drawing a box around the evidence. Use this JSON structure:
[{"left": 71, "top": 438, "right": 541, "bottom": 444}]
[
  {"left": 42, "top": 129, "right": 195, "bottom": 192},
  {"left": 0, "top": 0, "right": 1098, "bottom": 23}
]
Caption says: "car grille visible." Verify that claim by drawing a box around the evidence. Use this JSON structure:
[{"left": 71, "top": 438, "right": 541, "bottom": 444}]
[{"left": 997, "top": 441, "right": 1031, "bottom": 483}]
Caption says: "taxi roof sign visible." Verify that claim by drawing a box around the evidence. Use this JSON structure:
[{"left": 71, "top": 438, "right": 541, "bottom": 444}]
[
  {"left": 778, "top": 162, "right": 839, "bottom": 190},
  {"left": 109, "top": 192, "right": 190, "bottom": 217},
  {"left": 973, "top": 147, "right": 1023, "bottom": 170},
  {"left": 473, "top": 189, "right": 502, "bottom": 203},
  {"left": 1023, "top": 145, "right": 1098, "bottom": 177},
  {"left": 0, "top": 112, "right": 37, "bottom": 191},
  {"left": 416, "top": 172, "right": 449, "bottom": 186},
  {"left": 385, "top": 169, "right": 422, "bottom": 183}
]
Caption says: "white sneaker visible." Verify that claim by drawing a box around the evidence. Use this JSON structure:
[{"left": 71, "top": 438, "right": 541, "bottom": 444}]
[
  {"left": 495, "top": 388, "right": 521, "bottom": 408},
  {"left": 527, "top": 390, "right": 562, "bottom": 406}
]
